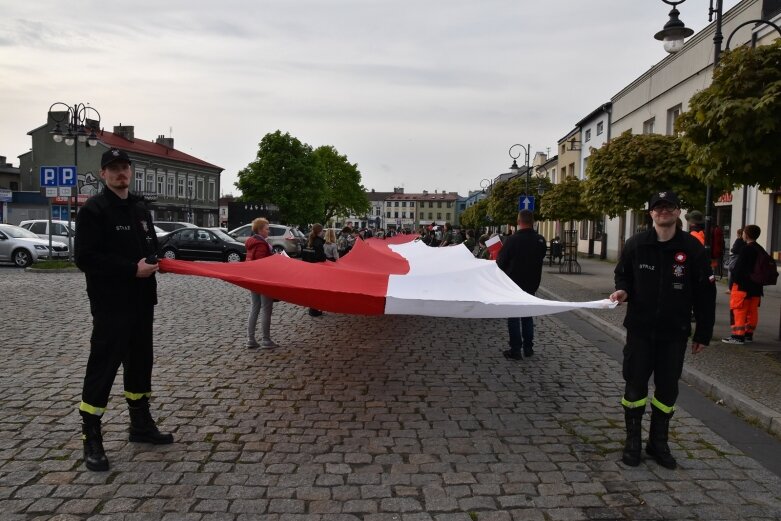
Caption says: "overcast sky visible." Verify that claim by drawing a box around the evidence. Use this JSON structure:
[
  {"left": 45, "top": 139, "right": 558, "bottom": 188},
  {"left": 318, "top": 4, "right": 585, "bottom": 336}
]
[{"left": 0, "top": 0, "right": 739, "bottom": 197}]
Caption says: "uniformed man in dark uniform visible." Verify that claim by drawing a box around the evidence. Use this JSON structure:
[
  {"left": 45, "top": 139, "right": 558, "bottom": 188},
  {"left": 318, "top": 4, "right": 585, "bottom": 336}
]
[
  {"left": 610, "top": 190, "right": 715, "bottom": 469},
  {"left": 74, "top": 148, "right": 173, "bottom": 472}
]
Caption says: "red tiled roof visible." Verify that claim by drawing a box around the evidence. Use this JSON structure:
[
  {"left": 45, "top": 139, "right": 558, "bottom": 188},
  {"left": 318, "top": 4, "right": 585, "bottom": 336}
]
[
  {"left": 386, "top": 192, "right": 459, "bottom": 201},
  {"left": 98, "top": 130, "right": 222, "bottom": 171}
]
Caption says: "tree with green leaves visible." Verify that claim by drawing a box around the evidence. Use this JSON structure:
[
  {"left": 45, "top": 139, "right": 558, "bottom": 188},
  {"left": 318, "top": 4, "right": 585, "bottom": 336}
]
[
  {"left": 487, "top": 175, "right": 548, "bottom": 227},
  {"left": 312, "top": 145, "right": 370, "bottom": 224},
  {"left": 677, "top": 40, "right": 781, "bottom": 190},
  {"left": 235, "top": 131, "right": 325, "bottom": 226},
  {"left": 540, "top": 175, "right": 599, "bottom": 224},
  {"left": 582, "top": 131, "right": 728, "bottom": 217},
  {"left": 460, "top": 198, "right": 490, "bottom": 230}
]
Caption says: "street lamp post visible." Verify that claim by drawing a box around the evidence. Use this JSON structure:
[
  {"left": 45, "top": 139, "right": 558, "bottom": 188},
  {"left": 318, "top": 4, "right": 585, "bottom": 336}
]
[
  {"left": 508, "top": 144, "right": 532, "bottom": 195},
  {"left": 479, "top": 178, "right": 494, "bottom": 194},
  {"left": 48, "top": 102, "right": 101, "bottom": 260}
]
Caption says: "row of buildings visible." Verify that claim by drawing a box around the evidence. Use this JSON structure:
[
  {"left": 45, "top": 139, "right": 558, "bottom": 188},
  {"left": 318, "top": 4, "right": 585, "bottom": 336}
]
[{"left": 458, "top": 0, "right": 780, "bottom": 263}]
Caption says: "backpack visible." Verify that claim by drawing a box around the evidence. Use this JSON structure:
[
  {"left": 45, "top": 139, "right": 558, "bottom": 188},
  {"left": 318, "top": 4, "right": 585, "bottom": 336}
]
[{"left": 750, "top": 247, "right": 779, "bottom": 286}]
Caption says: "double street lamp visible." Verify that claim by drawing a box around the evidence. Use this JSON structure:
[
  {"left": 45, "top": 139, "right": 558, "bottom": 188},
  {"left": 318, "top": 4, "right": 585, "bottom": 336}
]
[
  {"left": 508, "top": 143, "right": 532, "bottom": 195},
  {"left": 48, "top": 102, "right": 101, "bottom": 260}
]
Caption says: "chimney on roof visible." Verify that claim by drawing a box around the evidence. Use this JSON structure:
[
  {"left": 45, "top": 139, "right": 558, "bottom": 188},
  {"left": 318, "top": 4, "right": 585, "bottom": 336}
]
[
  {"left": 113, "top": 125, "right": 134, "bottom": 141},
  {"left": 422, "top": 190, "right": 428, "bottom": 195},
  {"left": 156, "top": 135, "right": 174, "bottom": 148},
  {"left": 394, "top": 187, "right": 404, "bottom": 194}
]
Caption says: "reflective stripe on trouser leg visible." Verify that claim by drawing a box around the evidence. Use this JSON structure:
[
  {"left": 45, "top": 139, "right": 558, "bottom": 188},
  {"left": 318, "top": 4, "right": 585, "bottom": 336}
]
[
  {"left": 651, "top": 396, "right": 675, "bottom": 415},
  {"left": 621, "top": 397, "right": 647, "bottom": 409},
  {"left": 78, "top": 401, "right": 106, "bottom": 416},
  {"left": 124, "top": 391, "right": 152, "bottom": 401}
]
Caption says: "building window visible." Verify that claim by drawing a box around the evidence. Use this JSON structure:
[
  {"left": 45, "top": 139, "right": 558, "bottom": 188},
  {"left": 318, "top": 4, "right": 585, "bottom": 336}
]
[
  {"left": 561, "top": 166, "right": 567, "bottom": 177},
  {"left": 394, "top": 212, "right": 398, "bottom": 218},
  {"left": 409, "top": 202, "right": 414, "bottom": 208},
  {"left": 187, "top": 177, "right": 195, "bottom": 199},
  {"left": 437, "top": 212, "right": 442, "bottom": 220},
  {"left": 197, "top": 179, "right": 204, "bottom": 200},
  {"left": 420, "top": 212, "right": 424, "bottom": 219},
  {"left": 585, "top": 129, "right": 591, "bottom": 142},
  {"left": 667, "top": 104, "right": 682, "bottom": 135},
  {"left": 208, "top": 180, "right": 216, "bottom": 201},
  {"left": 402, "top": 201, "right": 406, "bottom": 207},
  {"left": 167, "top": 175, "right": 175, "bottom": 197},
  {"left": 428, "top": 212, "right": 433, "bottom": 219},
  {"left": 178, "top": 177, "right": 185, "bottom": 198},
  {"left": 157, "top": 174, "right": 165, "bottom": 195},
  {"left": 437, "top": 202, "right": 442, "bottom": 208},
  {"left": 386, "top": 201, "right": 391, "bottom": 207},
  {"left": 446, "top": 202, "right": 452, "bottom": 208},
  {"left": 402, "top": 212, "right": 407, "bottom": 218},
  {"left": 135, "top": 170, "right": 144, "bottom": 192},
  {"left": 146, "top": 170, "right": 155, "bottom": 194},
  {"left": 580, "top": 220, "right": 589, "bottom": 240},
  {"left": 386, "top": 211, "right": 391, "bottom": 218},
  {"left": 394, "top": 201, "right": 399, "bottom": 207},
  {"left": 643, "top": 117, "right": 655, "bottom": 135},
  {"left": 429, "top": 202, "right": 433, "bottom": 208},
  {"left": 596, "top": 121, "right": 604, "bottom": 135},
  {"left": 446, "top": 213, "right": 451, "bottom": 221}
]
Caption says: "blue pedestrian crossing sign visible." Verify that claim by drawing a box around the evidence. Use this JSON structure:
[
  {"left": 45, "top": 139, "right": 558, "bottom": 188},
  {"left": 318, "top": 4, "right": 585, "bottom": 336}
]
[{"left": 518, "top": 195, "right": 535, "bottom": 211}]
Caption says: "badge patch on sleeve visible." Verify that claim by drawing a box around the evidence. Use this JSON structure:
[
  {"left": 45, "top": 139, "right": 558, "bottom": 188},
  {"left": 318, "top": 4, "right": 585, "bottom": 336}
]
[{"left": 673, "top": 264, "right": 685, "bottom": 278}]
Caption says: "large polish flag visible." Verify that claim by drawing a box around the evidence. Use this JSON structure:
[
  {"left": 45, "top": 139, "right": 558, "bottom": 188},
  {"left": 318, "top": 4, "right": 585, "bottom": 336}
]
[{"left": 159, "top": 235, "right": 616, "bottom": 318}]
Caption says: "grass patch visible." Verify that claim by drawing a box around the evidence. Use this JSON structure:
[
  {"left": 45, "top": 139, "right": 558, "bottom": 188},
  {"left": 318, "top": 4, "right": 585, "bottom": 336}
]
[{"left": 34, "top": 260, "right": 77, "bottom": 269}]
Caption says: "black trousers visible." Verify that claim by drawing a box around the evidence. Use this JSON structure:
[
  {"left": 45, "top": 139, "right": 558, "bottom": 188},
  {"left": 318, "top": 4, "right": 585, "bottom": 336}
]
[
  {"left": 80, "top": 306, "right": 154, "bottom": 415},
  {"left": 622, "top": 329, "right": 688, "bottom": 409}
]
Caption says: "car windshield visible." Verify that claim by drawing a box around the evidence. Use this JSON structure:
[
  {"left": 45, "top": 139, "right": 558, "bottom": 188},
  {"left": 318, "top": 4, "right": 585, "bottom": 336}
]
[
  {"left": 1, "top": 225, "right": 41, "bottom": 239},
  {"left": 212, "top": 229, "right": 236, "bottom": 242}
]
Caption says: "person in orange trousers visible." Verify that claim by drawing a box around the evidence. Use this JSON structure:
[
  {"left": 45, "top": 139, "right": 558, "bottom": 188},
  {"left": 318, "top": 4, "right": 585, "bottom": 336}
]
[{"left": 723, "top": 225, "right": 764, "bottom": 344}]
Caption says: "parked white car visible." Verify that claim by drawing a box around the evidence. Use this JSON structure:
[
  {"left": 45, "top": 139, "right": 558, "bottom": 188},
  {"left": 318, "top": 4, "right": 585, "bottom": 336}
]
[
  {"left": 19, "top": 219, "right": 76, "bottom": 243},
  {"left": 0, "top": 224, "right": 69, "bottom": 267}
]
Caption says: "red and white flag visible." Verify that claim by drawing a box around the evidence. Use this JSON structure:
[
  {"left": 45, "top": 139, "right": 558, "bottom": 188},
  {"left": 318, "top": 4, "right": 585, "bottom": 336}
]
[
  {"left": 160, "top": 236, "right": 615, "bottom": 318},
  {"left": 485, "top": 234, "right": 502, "bottom": 260}
]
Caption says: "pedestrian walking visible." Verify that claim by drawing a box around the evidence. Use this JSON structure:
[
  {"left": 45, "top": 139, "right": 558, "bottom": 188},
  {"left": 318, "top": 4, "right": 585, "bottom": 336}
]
[
  {"left": 610, "top": 190, "right": 715, "bottom": 469},
  {"left": 496, "top": 210, "right": 547, "bottom": 360},
  {"left": 245, "top": 217, "right": 279, "bottom": 349},
  {"left": 74, "top": 148, "right": 174, "bottom": 472},
  {"left": 305, "top": 223, "right": 326, "bottom": 317},
  {"left": 723, "top": 225, "right": 766, "bottom": 344},
  {"left": 324, "top": 228, "right": 340, "bottom": 261}
]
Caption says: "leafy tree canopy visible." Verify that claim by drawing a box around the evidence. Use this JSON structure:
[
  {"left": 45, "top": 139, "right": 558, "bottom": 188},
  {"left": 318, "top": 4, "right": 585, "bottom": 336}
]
[
  {"left": 540, "top": 175, "right": 599, "bottom": 222},
  {"left": 312, "top": 145, "right": 370, "bottom": 224},
  {"left": 487, "top": 175, "right": 548, "bottom": 226},
  {"left": 460, "top": 198, "right": 491, "bottom": 230},
  {"left": 678, "top": 40, "right": 781, "bottom": 190},
  {"left": 582, "top": 131, "right": 728, "bottom": 218}
]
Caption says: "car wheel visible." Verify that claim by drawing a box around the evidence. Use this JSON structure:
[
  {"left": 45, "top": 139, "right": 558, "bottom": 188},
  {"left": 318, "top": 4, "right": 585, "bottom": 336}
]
[
  {"left": 272, "top": 245, "right": 285, "bottom": 254},
  {"left": 225, "top": 251, "right": 242, "bottom": 263},
  {"left": 12, "top": 248, "right": 33, "bottom": 268},
  {"left": 162, "top": 248, "right": 177, "bottom": 260}
]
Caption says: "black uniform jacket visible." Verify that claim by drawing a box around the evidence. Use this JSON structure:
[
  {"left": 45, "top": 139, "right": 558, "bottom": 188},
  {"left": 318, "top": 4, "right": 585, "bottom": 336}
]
[
  {"left": 615, "top": 228, "right": 716, "bottom": 345},
  {"left": 496, "top": 228, "right": 547, "bottom": 294},
  {"left": 75, "top": 188, "right": 159, "bottom": 314}
]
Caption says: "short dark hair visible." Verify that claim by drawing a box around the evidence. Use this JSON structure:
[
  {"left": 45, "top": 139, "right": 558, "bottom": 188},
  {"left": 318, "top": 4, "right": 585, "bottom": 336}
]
[
  {"left": 518, "top": 210, "right": 534, "bottom": 226},
  {"left": 744, "top": 224, "right": 761, "bottom": 240}
]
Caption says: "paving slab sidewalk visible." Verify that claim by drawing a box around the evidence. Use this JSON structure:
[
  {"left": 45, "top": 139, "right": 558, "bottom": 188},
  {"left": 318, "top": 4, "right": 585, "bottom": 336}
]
[{"left": 538, "top": 255, "right": 781, "bottom": 438}]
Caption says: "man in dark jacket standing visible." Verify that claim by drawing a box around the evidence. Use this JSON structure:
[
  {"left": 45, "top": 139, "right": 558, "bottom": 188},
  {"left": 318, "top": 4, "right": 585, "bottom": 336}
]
[
  {"left": 75, "top": 148, "right": 173, "bottom": 472},
  {"left": 723, "top": 225, "right": 764, "bottom": 344},
  {"left": 610, "top": 190, "right": 715, "bottom": 470},
  {"left": 497, "top": 210, "right": 547, "bottom": 360}
]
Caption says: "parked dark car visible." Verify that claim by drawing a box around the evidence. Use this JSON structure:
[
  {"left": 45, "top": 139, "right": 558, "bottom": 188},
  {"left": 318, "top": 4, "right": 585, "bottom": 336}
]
[{"left": 159, "top": 227, "right": 246, "bottom": 262}]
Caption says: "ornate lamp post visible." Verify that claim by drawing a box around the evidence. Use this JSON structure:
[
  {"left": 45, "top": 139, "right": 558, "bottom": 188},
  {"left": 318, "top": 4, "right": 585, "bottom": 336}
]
[
  {"left": 48, "top": 102, "right": 101, "bottom": 259},
  {"left": 479, "top": 178, "right": 494, "bottom": 194},
  {"left": 508, "top": 143, "right": 531, "bottom": 195}
]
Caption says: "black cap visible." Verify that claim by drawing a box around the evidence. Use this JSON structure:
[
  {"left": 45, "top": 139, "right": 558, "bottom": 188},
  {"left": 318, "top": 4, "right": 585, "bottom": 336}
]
[
  {"left": 648, "top": 190, "right": 679, "bottom": 210},
  {"left": 101, "top": 148, "right": 132, "bottom": 168}
]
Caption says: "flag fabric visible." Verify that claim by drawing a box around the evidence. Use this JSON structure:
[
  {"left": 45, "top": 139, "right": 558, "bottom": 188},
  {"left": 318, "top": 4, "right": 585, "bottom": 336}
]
[
  {"left": 159, "top": 235, "right": 616, "bottom": 318},
  {"left": 485, "top": 234, "right": 502, "bottom": 260}
]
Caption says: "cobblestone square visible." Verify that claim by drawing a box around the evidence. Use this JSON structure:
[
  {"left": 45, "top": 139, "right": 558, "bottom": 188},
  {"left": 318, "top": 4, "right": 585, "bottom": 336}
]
[{"left": 1, "top": 268, "right": 780, "bottom": 520}]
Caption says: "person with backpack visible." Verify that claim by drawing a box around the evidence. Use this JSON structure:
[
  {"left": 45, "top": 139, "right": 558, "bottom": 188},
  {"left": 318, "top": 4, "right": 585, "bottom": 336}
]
[{"left": 723, "top": 225, "right": 775, "bottom": 344}]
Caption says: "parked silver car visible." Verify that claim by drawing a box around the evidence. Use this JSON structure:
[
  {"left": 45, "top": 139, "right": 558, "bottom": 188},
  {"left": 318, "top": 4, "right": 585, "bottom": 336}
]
[
  {"left": 228, "top": 223, "right": 303, "bottom": 257},
  {"left": 0, "top": 224, "right": 69, "bottom": 267},
  {"left": 19, "top": 219, "right": 76, "bottom": 243}
]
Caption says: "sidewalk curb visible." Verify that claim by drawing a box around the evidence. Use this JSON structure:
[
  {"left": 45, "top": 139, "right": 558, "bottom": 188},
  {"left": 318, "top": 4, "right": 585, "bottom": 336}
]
[{"left": 539, "top": 286, "right": 781, "bottom": 438}]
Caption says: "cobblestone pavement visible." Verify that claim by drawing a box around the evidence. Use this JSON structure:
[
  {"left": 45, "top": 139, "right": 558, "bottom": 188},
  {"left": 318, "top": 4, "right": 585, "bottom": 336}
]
[{"left": 1, "top": 267, "right": 780, "bottom": 520}]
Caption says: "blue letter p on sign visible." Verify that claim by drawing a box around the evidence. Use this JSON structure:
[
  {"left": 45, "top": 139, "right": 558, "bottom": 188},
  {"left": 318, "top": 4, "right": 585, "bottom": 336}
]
[{"left": 59, "top": 167, "right": 77, "bottom": 186}]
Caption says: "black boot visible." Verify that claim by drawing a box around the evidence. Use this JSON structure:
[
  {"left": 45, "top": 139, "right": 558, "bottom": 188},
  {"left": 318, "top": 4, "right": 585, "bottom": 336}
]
[
  {"left": 622, "top": 406, "right": 644, "bottom": 467},
  {"left": 80, "top": 412, "right": 109, "bottom": 472},
  {"left": 646, "top": 406, "right": 677, "bottom": 469},
  {"left": 128, "top": 399, "right": 174, "bottom": 445}
]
